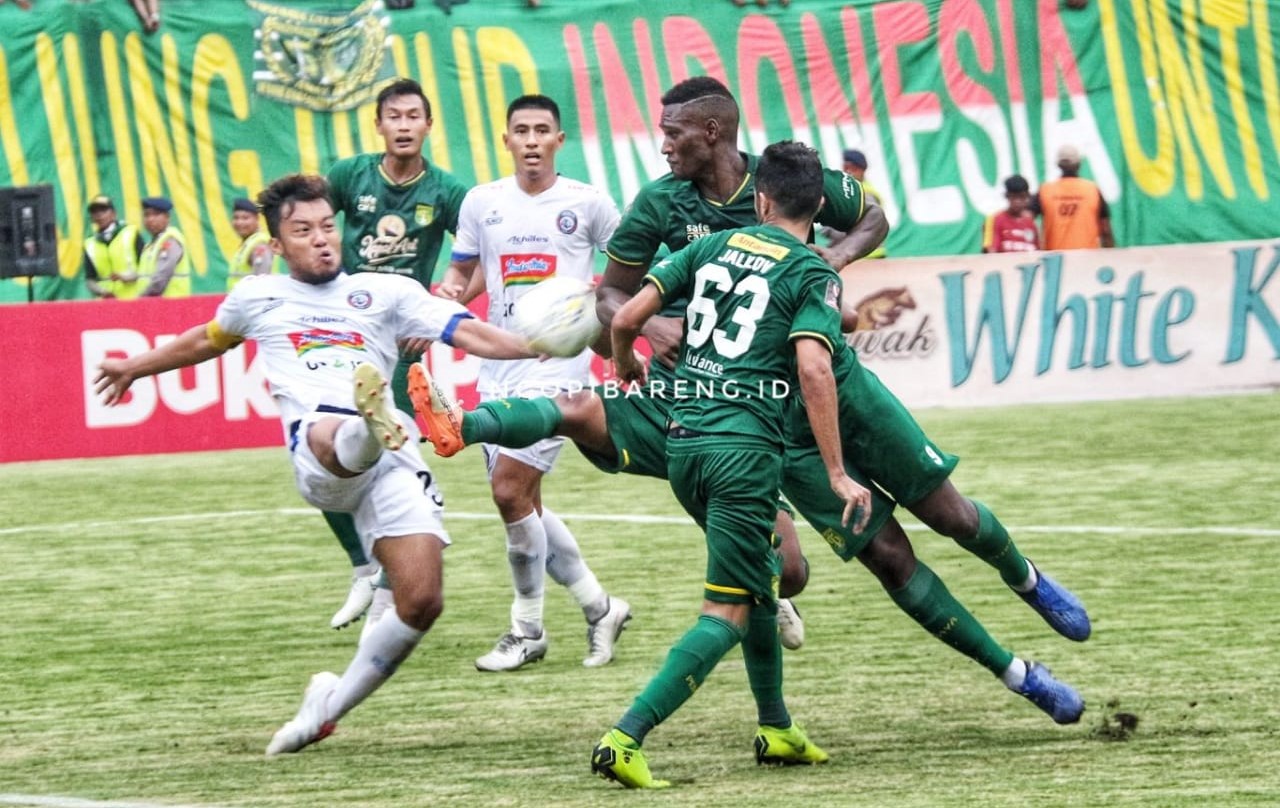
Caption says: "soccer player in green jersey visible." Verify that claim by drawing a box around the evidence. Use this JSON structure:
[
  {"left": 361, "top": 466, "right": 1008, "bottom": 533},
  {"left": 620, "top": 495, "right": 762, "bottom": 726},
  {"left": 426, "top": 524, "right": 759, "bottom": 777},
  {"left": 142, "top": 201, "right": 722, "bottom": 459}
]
[
  {"left": 411, "top": 76, "right": 1089, "bottom": 725},
  {"left": 591, "top": 141, "right": 868, "bottom": 787},
  {"left": 323, "top": 78, "right": 471, "bottom": 632}
]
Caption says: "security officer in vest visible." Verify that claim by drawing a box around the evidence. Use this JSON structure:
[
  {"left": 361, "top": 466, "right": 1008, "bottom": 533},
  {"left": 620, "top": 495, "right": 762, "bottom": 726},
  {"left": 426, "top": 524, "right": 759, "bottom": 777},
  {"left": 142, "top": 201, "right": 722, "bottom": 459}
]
[
  {"left": 138, "top": 196, "right": 191, "bottom": 297},
  {"left": 84, "top": 195, "right": 145, "bottom": 299},
  {"left": 227, "top": 196, "right": 280, "bottom": 290}
]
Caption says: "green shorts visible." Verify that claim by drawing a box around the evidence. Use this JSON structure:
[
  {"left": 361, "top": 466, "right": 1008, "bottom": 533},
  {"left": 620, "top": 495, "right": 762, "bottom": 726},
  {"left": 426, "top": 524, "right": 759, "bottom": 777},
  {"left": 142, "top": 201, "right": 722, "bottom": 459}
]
[
  {"left": 788, "top": 363, "right": 958, "bottom": 507},
  {"left": 781, "top": 442, "right": 896, "bottom": 561},
  {"left": 576, "top": 385, "right": 672, "bottom": 479},
  {"left": 666, "top": 436, "right": 781, "bottom": 605}
]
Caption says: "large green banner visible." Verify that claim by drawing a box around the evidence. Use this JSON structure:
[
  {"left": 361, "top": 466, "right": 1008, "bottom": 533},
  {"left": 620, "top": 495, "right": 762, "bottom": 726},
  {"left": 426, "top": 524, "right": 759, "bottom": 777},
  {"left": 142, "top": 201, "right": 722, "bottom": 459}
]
[{"left": 1, "top": 0, "right": 1278, "bottom": 302}]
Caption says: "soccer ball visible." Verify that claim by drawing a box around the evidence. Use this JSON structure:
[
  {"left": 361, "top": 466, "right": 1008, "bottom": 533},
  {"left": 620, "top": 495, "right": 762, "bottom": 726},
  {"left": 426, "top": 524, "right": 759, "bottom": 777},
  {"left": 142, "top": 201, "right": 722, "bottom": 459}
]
[{"left": 510, "top": 276, "right": 602, "bottom": 358}]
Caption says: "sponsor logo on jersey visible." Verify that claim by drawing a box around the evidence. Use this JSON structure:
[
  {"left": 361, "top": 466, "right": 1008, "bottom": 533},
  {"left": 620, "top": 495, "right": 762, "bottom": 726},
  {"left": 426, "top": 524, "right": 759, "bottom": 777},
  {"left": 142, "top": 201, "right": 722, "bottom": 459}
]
[
  {"left": 685, "top": 223, "right": 712, "bottom": 242},
  {"left": 347, "top": 290, "right": 372, "bottom": 309},
  {"left": 507, "top": 234, "right": 549, "bottom": 246},
  {"left": 356, "top": 194, "right": 377, "bottom": 213},
  {"left": 415, "top": 204, "right": 434, "bottom": 226},
  {"left": 556, "top": 209, "right": 578, "bottom": 234},
  {"left": 726, "top": 232, "right": 789, "bottom": 261},
  {"left": 484, "top": 210, "right": 504, "bottom": 226},
  {"left": 500, "top": 253, "right": 557, "bottom": 286},
  {"left": 824, "top": 279, "right": 840, "bottom": 310},
  {"left": 359, "top": 215, "right": 419, "bottom": 266},
  {"left": 288, "top": 328, "right": 367, "bottom": 356}
]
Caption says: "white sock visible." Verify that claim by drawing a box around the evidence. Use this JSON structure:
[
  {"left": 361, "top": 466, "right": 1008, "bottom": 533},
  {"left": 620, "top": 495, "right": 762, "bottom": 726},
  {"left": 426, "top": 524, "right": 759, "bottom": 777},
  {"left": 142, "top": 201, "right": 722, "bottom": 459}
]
[
  {"left": 1012, "top": 561, "right": 1039, "bottom": 593},
  {"left": 352, "top": 562, "right": 380, "bottom": 579},
  {"left": 329, "top": 609, "right": 423, "bottom": 721},
  {"left": 542, "top": 508, "right": 608, "bottom": 623},
  {"left": 505, "top": 511, "right": 547, "bottom": 637},
  {"left": 358, "top": 586, "right": 396, "bottom": 646},
  {"left": 1000, "top": 657, "right": 1028, "bottom": 690},
  {"left": 333, "top": 416, "right": 383, "bottom": 473}
]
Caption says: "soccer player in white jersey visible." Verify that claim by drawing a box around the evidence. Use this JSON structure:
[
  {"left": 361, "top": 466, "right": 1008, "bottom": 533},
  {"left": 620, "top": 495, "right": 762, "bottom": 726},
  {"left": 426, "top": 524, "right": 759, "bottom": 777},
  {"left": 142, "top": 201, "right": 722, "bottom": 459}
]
[
  {"left": 432, "top": 94, "right": 631, "bottom": 671},
  {"left": 93, "top": 174, "right": 535, "bottom": 755}
]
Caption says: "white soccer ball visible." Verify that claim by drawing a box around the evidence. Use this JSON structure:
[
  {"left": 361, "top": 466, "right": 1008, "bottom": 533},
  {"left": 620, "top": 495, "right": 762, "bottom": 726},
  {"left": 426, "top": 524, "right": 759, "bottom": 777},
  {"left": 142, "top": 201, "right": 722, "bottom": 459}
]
[{"left": 510, "top": 276, "right": 602, "bottom": 358}]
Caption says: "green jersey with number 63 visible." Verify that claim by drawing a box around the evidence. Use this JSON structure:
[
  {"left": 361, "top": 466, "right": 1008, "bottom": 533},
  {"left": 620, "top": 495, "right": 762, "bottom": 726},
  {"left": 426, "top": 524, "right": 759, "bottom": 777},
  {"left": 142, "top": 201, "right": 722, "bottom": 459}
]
[{"left": 644, "top": 224, "right": 844, "bottom": 448}]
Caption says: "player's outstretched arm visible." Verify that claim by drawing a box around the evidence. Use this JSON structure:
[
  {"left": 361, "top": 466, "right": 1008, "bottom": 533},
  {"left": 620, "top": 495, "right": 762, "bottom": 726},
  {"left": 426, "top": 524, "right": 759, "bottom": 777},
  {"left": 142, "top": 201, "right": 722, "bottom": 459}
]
[
  {"left": 448, "top": 318, "right": 537, "bottom": 360},
  {"left": 94, "top": 322, "right": 232, "bottom": 405},
  {"left": 610, "top": 284, "right": 662, "bottom": 385},
  {"left": 599, "top": 256, "right": 683, "bottom": 366},
  {"left": 795, "top": 338, "right": 871, "bottom": 532},
  {"left": 438, "top": 256, "right": 481, "bottom": 302},
  {"left": 814, "top": 201, "right": 889, "bottom": 270}
]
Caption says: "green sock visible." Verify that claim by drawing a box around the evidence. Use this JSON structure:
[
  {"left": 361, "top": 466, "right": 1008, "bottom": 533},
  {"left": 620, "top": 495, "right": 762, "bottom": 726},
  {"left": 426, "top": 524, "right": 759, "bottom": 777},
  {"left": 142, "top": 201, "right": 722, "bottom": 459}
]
[
  {"left": 616, "top": 614, "right": 744, "bottom": 744},
  {"left": 888, "top": 561, "right": 1014, "bottom": 676},
  {"left": 461, "top": 398, "right": 563, "bottom": 447},
  {"left": 742, "top": 603, "right": 789, "bottom": 728},
  {"left": 322, "top": 510, "right": 369, "bottom": 567},
  {"left": 958, "top": 500, "right": 1031, "bottom": 588}
]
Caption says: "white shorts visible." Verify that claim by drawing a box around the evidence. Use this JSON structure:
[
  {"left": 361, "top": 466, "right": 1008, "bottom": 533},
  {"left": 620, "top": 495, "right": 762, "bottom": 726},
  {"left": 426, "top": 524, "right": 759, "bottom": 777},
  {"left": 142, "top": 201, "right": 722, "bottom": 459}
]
[
  {"left": 481, "top": 437, "right": 565, "bottom": 476},
  {"left": 291, "top": 411, "right": 450, "bottom": 559}
]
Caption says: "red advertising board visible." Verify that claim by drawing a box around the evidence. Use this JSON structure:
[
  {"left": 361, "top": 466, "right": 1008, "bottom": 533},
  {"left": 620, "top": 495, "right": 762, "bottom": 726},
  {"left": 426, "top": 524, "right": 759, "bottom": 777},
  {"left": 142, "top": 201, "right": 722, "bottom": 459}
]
[{"left": 1, "top": 292, "right": 620, "bottom": 463}]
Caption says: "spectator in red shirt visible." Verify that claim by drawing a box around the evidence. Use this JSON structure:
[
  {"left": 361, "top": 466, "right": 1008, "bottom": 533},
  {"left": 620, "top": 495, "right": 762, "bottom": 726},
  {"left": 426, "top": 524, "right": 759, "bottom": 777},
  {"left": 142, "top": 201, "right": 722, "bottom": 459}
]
[{"left": 982, "top": 175, "right": 1040, "bottom": 253}]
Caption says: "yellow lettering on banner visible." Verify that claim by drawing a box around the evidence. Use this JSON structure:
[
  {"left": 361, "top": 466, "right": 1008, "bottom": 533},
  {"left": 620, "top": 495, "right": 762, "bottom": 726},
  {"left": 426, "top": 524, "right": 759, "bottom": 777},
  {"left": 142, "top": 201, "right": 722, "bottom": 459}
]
[
  {"left": 126, "top": 34, "right": 206, "bottom": 271},
  {"left": 103, "top": 33, "right": 140, "bottom": 216},
  {"left": 193, "top": 34, "right": 251, "bottom": 264},
  {"left": 1204, "top": 2, "right": 1266, "bottom": 198},
  {"left": 390, "top": 35, "right": 410, "bottom": 77},
  {"left": 333, "top": 108, "right": 356, "bottom": 161},
  {"left": 1152, "top": 0, "right": 1233, "bottom": 199},
  {"left": 454, "top": 28, "right": 490, "bottom": 183},
  {"left": 36, "top": 34, "right": 84, "bottom": 280},
  {"left": 1100, "top": 0, "right": 1174, "bottom": 196},
  {"left": 412, "top": 32, "right": 452, "bottom": 171},
  {"left": 477, "top": 27, "right": 539, "bottom": 178},
  {"left": 65, "top": 34, "right": 97, "bottom": 280},
  {"left": 64, "top": 35, "right": 99, "bottom": 207},
  {"left": 1254, "top": 0, "right": 1280, "bottom": 170},
  {"left": 356, "top": 99, "right": 380, "bottom": 154},
  {"left": 293, "top": 108, "right": 319, "bottom": 174},
  {"left": 0, "top": 47, "right": 30, "bottom": 186}
]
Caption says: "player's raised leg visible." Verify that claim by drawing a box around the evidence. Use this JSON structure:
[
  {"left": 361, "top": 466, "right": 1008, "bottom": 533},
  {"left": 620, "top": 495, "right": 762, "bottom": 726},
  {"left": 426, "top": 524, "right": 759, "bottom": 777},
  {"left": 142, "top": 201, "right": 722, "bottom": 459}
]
[
  {"left": 906, "top": 481, "right": 1091, "bottom": 641},
  {"left": 859, "top": 518, "right": 1084, "bottom": 724}
]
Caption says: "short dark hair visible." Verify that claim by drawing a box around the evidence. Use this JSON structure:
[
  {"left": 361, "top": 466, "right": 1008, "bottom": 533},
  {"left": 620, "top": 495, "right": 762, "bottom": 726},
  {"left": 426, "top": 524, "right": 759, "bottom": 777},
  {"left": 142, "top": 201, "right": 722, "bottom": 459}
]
[
  {"left": 1004, "top": 174, "right": 1030, "bottom": 195},
  {"left": 756, "top": 141, "right": 824, "bottom": 221},
  {"left": 256, "top": 174, "right": 333, "bottom": 238},
  {"left": 376, "top": 77, "right": 431, "bottom": 120},
  {"left": 661, "top": 76, "right": 734, "bottom": 106},
  {"left": 507, "top": 94, "right": 561, "bottom": 127}
]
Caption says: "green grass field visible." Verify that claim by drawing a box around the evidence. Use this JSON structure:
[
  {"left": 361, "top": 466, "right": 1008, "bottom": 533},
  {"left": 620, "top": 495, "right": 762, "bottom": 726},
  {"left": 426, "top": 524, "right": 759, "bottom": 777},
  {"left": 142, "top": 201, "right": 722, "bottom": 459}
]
[{"left": 2, "top": 394, "right": 1278, "bottom": 807}]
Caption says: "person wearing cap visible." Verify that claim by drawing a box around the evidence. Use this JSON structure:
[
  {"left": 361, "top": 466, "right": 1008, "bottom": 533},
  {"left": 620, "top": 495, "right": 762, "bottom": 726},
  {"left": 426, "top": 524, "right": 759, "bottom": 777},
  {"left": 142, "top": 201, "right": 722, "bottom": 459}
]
[
  {"left": 1035, "top": 144, "right": 1114, "bottom": 250},
  {"left": 137, "top": 196, "right": 191, "bottom": 298},
  {"left": 982, "top": 175, "right": 1040, "bottom": 253},
  {"left": 83, "top": 195, "right": 145, "bottom": 299},
  {"left": 827, "top": 148, "right": 886, "bottom": 259},
  {"left": 227, "top": 197, "right": 281, "bottom": 290}
]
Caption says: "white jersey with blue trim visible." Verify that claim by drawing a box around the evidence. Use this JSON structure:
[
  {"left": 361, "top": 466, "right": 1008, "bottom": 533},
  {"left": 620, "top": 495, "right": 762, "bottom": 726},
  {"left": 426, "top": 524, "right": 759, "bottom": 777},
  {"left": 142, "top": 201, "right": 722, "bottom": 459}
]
[
  {"left": 452, "top": 175, "right": 619, "bottom": 398},
  {"left": 215, "top": 271, "right": 470, "bottom": 438}
]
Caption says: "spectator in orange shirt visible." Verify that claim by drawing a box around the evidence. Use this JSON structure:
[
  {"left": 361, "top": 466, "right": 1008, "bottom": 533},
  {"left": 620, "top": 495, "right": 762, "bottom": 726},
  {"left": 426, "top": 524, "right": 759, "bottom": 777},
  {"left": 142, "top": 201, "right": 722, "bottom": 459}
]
[
  {"left": 982, "top": 175, "right": 1040, "bottom": 253},
  {"left": 1035, "top": 145, "right": 1114, "bottom": 250}
]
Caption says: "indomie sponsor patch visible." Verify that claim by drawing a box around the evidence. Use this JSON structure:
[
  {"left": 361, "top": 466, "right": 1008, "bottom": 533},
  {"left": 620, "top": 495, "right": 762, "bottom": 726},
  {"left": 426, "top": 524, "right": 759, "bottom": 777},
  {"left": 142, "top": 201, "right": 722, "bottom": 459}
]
[
  {"left": 289, "top": 329, "right": 367, "bottom": 355},
  {"left": 500, "top": 253, "right": 557, "bottom": 286}
]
